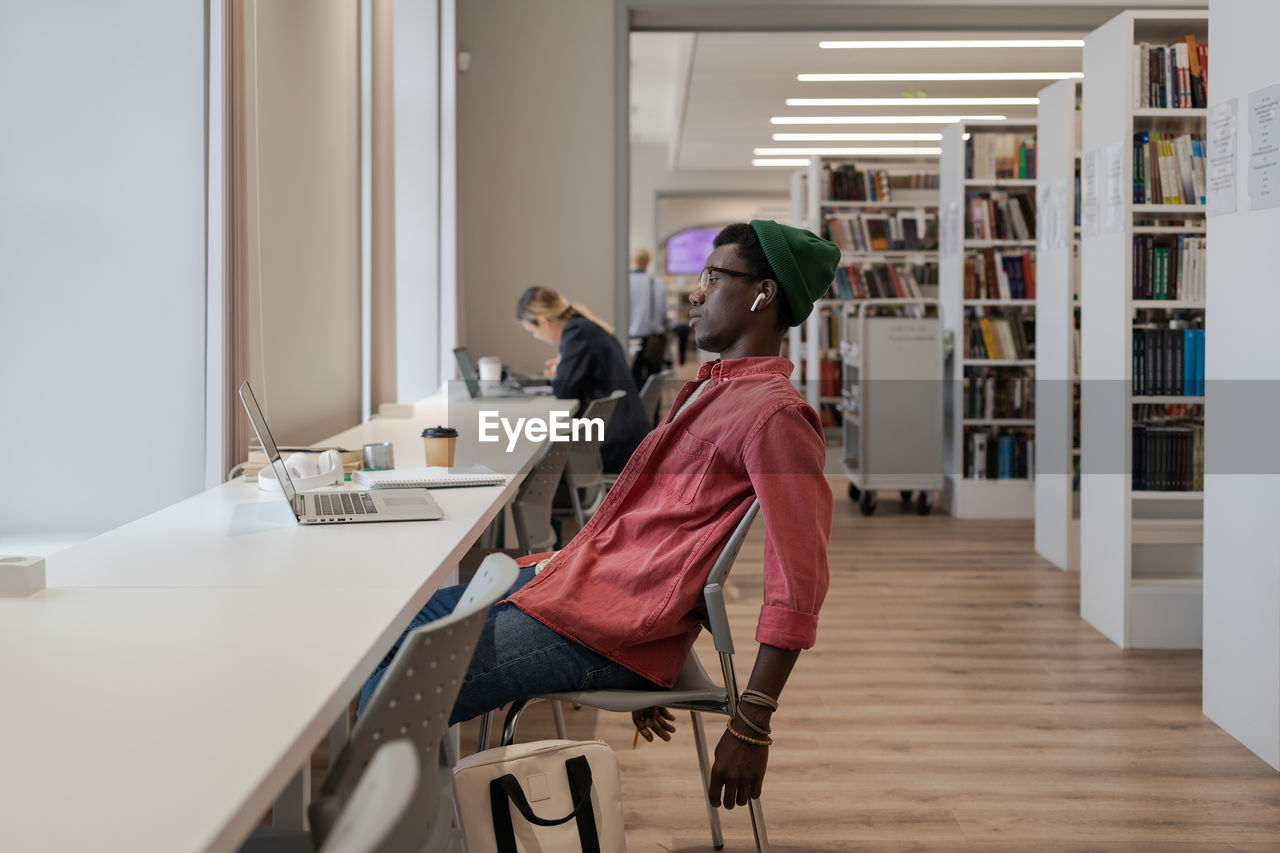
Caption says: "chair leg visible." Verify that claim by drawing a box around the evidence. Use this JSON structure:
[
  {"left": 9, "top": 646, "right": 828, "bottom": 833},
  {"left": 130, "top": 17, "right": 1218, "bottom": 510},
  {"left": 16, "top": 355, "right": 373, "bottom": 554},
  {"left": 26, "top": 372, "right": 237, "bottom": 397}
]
[
  {"left": 501, "top": 698, "right": 533, "bottom": 746},
  {"left": 551, "top": 699, "right": 568, "bottom": 739},
  {"left": 747, "top": 797, "right": 771, "bottom": 853},
  {"left": 690, "top": 711, "right": 725, "bottom": 850},
  {"left": 477, "top": 711, "right": 490, "bottom": 753},
  {"left": 569, "top": 485, "right": 585, "bottom": 532}
]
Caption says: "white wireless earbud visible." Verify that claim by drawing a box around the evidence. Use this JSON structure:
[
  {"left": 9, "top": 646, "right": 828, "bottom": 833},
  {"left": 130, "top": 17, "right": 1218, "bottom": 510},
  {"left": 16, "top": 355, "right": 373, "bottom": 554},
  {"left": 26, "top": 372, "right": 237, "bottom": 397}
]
[{"left": 750, "top": 293, "right": 767, "bottom": 312}]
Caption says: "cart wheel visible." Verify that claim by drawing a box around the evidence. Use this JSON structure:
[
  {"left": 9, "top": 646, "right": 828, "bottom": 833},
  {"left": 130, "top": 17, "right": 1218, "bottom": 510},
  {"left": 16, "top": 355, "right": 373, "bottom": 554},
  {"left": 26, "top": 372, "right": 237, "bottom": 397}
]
[
  {"left": 859, "top": 491, "right": 877, "bottom": 516},
  {"left": 915, "top": 491, "right": 933, "bottom": 516},
  {"left": 847, "top": 483, "right": 861, "bottom": 502},
  {"left": 899, "top": 490, "right": 913, "bottom": 503}
]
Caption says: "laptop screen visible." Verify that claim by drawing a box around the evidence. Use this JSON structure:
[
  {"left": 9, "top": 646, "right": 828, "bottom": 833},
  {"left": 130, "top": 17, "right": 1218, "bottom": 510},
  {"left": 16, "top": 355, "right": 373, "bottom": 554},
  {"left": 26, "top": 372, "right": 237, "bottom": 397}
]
[
  {"left": 238, "top": 380, "right": 298, "bottom": 508},
  {"left": 452, "top": 347, "right": 482, "bottom": 398}
]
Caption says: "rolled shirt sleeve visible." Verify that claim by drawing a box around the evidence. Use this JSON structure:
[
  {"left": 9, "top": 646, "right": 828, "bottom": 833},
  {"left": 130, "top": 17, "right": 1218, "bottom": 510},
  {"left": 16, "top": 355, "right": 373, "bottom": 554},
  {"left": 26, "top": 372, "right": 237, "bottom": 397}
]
[{"left": 742, "top": 403, "right": 833, "bottom": 649}]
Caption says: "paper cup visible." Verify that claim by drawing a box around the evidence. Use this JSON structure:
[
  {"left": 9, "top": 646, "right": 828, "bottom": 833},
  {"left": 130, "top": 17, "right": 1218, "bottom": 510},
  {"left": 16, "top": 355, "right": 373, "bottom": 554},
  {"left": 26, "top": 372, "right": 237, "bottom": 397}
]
[
  {"left": 478, "top": 356, "right": 502, "bottom": 383},
  {"left": 422, "top": 426, "right": 458, "bottom": 467}
]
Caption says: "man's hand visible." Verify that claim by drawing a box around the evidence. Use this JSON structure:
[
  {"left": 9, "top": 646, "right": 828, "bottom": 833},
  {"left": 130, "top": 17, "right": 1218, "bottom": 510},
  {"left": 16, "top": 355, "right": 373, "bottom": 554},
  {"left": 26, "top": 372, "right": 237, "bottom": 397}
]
[
  {"left": 709, "top": 725, "right": 769, "bottom": 809},
  {"left": 631, "top": 706, "right": 676, "bottom": 742}
]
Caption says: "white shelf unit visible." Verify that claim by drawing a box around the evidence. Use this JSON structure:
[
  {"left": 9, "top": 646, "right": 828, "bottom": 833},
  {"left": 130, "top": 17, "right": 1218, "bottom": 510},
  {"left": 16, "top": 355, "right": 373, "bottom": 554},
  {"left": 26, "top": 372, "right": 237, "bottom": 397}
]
[
  {"left": 1202, "top": 0, "right": 1280, "bottom": 771},
  {"left": 1079, "top": 10, "right": 1208, "bottom": 651},
  {"left": 1035, "top": 79, "right": 1083, "bottom": 572},
  {"left": 939, "top": 119, "right": 1038, "bottom": 518},
  {"left": 796, "top": 155, "right": 940, "bottom": 428}
]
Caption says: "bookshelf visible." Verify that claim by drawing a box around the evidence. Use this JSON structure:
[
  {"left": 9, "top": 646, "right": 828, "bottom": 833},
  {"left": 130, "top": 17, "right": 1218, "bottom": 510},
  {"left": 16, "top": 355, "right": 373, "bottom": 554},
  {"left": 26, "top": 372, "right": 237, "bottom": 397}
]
[
  {"left": 1201, "top": 0, "right": 1280, "bottom": 771},
  {"left": 1079, "top": 10, "right": 1208, "bottom": 650},
  {"left": 795, "top": 157, "right": 940, "bottom": 435},
  {"left": 939, "top": 119, "right": 1038, "bottom": 518},
  {"left": 1035, "top": 79, "right": 1083, "bottom": 572}
]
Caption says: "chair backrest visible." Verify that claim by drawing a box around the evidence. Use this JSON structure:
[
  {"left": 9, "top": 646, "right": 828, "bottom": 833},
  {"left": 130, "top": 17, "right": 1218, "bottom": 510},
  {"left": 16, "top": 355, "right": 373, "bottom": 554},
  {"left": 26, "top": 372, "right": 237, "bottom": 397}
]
[
  {"left": 703, "top": 499, "right": 760, "bottom": 657},
  {"left": 323, "top": 553, "right": 520, "bottom": 801},
  {"left": 511, "top": 440, "right": 571, "bottom": 552},
  {"left": 637, "top": 369, "right": 671, "bottom": 426},
  {"left": 565, "top": 389, "right": 626, "bottom": 489},
  {"left": 317, "top": 739, "right": 426, "bottom": 853}
]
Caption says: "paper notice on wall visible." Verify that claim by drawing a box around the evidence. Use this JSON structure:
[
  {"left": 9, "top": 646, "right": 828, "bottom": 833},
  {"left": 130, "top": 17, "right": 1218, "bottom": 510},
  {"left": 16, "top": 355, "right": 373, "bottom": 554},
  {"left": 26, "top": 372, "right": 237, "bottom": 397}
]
[
  {"left": 1103, "top": 141, "right": 1125, "bottom": 233},
  {"left": 940, "top": 200, "right": 961, "bottom": 256},
  {"left": 1207, "top": 99, "right": 1238, "bottom": 216},
  {"left": 1036, "top": 182, "right": 1052, "bottom": 250},
  {"left": 1080, "top": 149, "right": 1100, "bottom": 237},
  {"left": 1248, "top": 84, "right": 1280, "bottom": 211}
]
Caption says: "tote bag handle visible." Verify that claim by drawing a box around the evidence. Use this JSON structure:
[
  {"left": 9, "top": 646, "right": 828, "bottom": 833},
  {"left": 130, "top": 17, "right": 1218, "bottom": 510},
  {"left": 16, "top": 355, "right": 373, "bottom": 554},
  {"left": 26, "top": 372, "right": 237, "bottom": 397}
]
[{"left": 489, "top": 755, "right": 601, "bottom": 853}]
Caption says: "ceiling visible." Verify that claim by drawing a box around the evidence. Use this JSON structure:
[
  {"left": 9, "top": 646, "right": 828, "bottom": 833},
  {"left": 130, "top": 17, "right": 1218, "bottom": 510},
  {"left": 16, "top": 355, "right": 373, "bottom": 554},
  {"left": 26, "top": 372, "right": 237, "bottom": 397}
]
[{"left": 631, "top": 30, "right": 1085, "bottom": 171}]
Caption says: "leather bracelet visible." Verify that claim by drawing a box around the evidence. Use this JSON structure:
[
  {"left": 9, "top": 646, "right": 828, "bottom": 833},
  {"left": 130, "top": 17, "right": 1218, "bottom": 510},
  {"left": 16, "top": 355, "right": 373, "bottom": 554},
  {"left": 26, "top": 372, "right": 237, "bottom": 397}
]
[
  {"left": 739, "top": 689, "right": 779, "bottom": 711},
  {"left": 733, "top": 710, "right": 772, "bottom": 737},
  {"left": 724, "top": 719, "right": 772, "bottom": 747}
]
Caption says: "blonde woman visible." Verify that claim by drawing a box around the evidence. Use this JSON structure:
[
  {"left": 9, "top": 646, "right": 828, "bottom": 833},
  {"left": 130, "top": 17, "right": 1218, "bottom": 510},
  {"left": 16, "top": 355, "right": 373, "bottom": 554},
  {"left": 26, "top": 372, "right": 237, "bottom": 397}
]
[{"left": 516, "top": 286, "right": 649, "bottom": 471}]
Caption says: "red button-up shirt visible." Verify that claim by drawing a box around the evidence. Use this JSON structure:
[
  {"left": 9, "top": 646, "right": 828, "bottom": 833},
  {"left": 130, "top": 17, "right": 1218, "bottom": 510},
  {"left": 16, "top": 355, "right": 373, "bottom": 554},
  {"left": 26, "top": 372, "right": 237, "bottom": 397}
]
[{"left": 506, "top": 356, "right": 833, "bottom": 687}]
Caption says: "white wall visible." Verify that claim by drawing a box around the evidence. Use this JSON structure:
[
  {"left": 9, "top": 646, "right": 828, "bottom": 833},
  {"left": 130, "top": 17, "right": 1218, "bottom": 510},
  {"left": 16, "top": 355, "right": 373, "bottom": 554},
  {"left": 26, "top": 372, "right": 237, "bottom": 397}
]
[
  {"left": 457, "top": 0, "right": 615, "bottom": 376},
  {"left": 0, "top": 1, "right": 207, "bottom": 540},
  {"left": 243, "top": 0, "right": 362, "bottom": 445},
  {"left": 1203, "top": 0, "right": 1280, "bottom": 770}
]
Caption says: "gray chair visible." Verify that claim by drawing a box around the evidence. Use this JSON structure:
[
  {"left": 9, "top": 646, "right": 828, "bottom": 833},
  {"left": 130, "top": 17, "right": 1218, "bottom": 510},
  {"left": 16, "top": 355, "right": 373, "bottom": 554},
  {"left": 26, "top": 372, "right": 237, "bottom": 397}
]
[
  {"left": 556, "top": 389, "right": 627, "bottom": 531},
  {"left": 242, "top": 554, "right": 520, "bottom": 853},
  {"left": 511, "top": 438, "right": 571, "bottom": 553},
  {"left": 639, "top": 368, "right": 672, "bottom": 427},
  {"left": 315, "top": 739, "right": 426, "bottom": 853},
  {"left": 501, "top": 500, "right": 770, "bottom": 853}
]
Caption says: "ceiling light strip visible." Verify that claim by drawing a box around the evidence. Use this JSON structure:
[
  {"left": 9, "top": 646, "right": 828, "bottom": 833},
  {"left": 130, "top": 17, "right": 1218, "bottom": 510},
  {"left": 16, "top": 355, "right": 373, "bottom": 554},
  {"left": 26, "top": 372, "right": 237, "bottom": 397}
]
[
  {"left": 818, "top": 39, "right": 1084, "bottom": 49},
  {"left": 754, "top": 147, "right": 942, "bottom": 156},
  {"left": 770, "top": 115, "right": 1006, "bottom": 125},
  {"left": 786, "top": 98, "right": 1039, "bottom": 106},
  {"left": 751, "top": 159, "right": 812, "bottom": 167},
  {"left": 771, "top": 132, "right": 942, "bottom": 141},
  {"left": 798, "top": 72, "right": 1082, "bottom": 82}
]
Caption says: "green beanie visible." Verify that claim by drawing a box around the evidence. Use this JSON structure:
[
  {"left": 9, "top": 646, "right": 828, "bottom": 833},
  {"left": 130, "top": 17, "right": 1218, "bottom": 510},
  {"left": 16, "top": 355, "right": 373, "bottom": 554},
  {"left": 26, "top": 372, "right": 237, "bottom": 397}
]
[{"left": 749, "top": 220, "right": 840, "bottom": 326}]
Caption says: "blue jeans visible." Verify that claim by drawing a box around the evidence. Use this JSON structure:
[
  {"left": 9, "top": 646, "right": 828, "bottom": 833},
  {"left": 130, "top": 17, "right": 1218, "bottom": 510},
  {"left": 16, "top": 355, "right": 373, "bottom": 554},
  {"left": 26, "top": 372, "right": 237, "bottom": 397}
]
[{"left": 357, "top": 566, "right": 660, "bottom": 724}]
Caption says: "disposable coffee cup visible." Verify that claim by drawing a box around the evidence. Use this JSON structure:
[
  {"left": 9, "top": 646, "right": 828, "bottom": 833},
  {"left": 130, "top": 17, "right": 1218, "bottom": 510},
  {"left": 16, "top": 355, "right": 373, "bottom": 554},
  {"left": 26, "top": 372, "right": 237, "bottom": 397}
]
[
  {"left": 478, "top": 356, "right": 503, "bottom": 383},
  {"left": 362, "top": 441, "right": 394, "bottom": 471},
  {"left": 422, "top": 426, "right": 458, "bottom": 467}
]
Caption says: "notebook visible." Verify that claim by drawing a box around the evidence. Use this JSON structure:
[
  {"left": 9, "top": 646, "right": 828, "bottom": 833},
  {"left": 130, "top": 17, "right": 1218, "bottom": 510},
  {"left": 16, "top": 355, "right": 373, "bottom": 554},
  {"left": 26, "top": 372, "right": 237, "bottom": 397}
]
[{"left": 352, "top": 465, "right": 506, "bottom": 490}]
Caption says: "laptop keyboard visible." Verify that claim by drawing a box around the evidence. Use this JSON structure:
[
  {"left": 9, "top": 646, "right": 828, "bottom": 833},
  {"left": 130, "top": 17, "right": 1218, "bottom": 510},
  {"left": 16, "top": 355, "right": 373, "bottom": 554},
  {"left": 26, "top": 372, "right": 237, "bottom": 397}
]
[{"left": 314, "top": 492, "right": 378, "bottom": 517}]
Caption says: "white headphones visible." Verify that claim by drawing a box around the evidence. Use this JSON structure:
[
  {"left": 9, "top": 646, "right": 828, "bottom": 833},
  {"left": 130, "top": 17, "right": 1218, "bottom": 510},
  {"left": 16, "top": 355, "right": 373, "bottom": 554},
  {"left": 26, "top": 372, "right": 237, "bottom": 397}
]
[
  {"left": 750, "top": 292, "right": 767, "bottom": 312},
  {"left": 257, "top": 449, "right": 345, "bottom": 493}
]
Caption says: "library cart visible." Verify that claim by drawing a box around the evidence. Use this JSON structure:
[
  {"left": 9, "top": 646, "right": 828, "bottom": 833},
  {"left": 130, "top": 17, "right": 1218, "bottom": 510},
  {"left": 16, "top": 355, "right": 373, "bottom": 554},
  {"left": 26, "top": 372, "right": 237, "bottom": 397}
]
[{"left": 841, "top": 298, "right": 945, "bottom": 515}]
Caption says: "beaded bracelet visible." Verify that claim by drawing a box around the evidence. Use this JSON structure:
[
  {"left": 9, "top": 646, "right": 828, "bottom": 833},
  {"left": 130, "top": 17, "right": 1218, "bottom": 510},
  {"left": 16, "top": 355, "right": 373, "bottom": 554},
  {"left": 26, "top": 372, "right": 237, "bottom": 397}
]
[
  {"left": 739, "top": 688, "right": 779, "bottom": 711},
  {"left": 733, "top": 710, "right": 772, "bottom": 737},
  {"left": 724, "top": 719, "right": 773, "bottom": 747}
]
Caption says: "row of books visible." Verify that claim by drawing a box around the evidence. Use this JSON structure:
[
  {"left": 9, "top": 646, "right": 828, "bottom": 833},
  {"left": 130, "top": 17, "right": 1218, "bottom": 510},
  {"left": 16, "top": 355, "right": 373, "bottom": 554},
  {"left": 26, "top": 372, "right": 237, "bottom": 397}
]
[
  {"left": 1132, "top": 423, "right": 1205, "bottom": 491},
  {"left": 965, "top": 132, "right": 1036, "bottom": 180},
  {"left": 966, "top": 311, "right": 1035, "bottom": 361},
  {"left": 1132, "top": 37, "right": 1207, "bottom": 110},
  {"left": 823, "top": 212, "right": 938, "bottom": 253},
  {"left": 966, "top": 191, "right": 1036, "bottom": 241},
  {"left": 821, "top": 165, "right": 893, "bottom": 202},
  {"left": 1133, "top": 235, "right": 1205, "bottom": 301},
  {"left": 965, "top": 429, "right": 1034, "bottom": 480},
  {"left": 1133, "top": 131, "right": 1206, "bottom": 205},
  {"left": 963, "top": 373, "right": 1035, "bottom": 420},
  {"left": 1132, "top": 326, "right": 1205, "bottom": 397},
  {"left": 964, "top": 250, "right": 1036, "bottom": 300},
  {"left": 829, "top": 262, "right": 935, "bottom": 300}
]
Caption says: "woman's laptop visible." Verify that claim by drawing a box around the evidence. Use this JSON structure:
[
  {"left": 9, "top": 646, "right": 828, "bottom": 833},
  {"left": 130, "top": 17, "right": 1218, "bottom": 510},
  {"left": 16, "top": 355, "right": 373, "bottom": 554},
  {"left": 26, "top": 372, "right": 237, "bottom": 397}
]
[{"left": 238, "top": 381, "right": 443, "bottom": 524}]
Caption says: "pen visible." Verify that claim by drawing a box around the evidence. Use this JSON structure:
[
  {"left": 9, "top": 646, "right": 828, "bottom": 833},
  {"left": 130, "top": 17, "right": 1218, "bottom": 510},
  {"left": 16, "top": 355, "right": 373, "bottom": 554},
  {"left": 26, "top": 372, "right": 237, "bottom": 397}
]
[{"left": 633, "top": 727, "right": 641, "bottom": 749}]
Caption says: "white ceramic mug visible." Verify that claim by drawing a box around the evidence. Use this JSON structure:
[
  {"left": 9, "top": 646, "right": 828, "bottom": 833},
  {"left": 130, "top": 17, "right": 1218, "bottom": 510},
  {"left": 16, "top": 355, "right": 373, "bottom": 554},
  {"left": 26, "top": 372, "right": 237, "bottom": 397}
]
[{"left": 478, "top": 356, "right": 502, "bottom": 383}]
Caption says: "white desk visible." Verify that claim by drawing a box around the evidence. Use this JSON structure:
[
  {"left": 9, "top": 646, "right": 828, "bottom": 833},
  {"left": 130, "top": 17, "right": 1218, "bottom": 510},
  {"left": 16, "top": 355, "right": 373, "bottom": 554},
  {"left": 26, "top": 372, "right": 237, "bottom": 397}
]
[{"left": 0, "top": 385, "right": 573, "bottom": 853}]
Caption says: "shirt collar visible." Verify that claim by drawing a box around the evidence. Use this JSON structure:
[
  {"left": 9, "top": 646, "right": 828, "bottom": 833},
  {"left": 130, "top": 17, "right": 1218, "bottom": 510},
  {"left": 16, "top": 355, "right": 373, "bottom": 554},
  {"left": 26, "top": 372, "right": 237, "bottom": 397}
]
[{"left": 695, "top": 356, "right": 795, "bottom": 382}]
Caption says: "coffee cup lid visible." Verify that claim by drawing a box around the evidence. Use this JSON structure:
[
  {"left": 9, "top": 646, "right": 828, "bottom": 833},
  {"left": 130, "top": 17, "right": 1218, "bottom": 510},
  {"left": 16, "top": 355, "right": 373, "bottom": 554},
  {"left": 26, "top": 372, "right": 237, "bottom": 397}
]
[{"left": 422, "top": 426, "right": 458, "bottom": 438}]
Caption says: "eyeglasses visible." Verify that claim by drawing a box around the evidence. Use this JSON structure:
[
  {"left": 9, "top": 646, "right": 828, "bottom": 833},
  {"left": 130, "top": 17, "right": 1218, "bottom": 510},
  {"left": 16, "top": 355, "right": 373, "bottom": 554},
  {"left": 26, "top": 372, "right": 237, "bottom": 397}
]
[{"left": 695, "top": 266, "right": 759, "bottom": 296}]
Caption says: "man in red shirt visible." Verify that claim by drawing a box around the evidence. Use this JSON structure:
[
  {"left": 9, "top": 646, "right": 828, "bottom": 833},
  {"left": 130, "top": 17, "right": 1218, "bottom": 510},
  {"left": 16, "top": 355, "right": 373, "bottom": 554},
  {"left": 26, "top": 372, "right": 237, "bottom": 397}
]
[{"left": 359, "top": 220, "right": 839, "bottom": 810}]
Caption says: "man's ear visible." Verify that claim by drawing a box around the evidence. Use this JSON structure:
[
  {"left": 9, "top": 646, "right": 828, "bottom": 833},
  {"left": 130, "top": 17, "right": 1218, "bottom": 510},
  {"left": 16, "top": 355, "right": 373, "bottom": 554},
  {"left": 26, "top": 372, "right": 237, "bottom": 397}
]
[{"left": 756, "top": 279, "right": 780, "bottom": 311}]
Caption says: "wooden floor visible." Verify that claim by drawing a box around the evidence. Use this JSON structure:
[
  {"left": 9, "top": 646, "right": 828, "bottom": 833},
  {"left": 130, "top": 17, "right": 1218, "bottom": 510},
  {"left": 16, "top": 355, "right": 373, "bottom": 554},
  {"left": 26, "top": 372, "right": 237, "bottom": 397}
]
[{"left": 457, "top": 492, "right": 1280, "bottom": 852}]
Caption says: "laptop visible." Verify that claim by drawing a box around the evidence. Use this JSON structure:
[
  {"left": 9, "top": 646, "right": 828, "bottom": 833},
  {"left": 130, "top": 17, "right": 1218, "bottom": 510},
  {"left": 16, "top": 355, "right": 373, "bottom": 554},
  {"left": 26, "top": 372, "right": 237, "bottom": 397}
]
[
  {"left": 453, "top": 347, "right": 553, "bottom": 399},
  {"left": 238, "top": 380, "right": 443, "bottom": 524}
]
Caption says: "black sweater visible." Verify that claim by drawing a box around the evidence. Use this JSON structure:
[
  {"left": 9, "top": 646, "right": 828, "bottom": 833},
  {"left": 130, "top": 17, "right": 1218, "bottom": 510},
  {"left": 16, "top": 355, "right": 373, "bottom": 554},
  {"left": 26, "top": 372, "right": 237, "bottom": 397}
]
[{"left": 552, "top": 316, "right": 649, "bottom": 470}]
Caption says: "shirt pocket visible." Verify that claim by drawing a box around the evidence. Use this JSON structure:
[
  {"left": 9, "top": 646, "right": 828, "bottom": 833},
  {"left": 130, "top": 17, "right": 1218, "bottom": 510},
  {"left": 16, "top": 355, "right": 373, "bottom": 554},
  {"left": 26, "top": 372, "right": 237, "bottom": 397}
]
[{"left": 656, "top": 427, "right": 716, "bottom": 504}]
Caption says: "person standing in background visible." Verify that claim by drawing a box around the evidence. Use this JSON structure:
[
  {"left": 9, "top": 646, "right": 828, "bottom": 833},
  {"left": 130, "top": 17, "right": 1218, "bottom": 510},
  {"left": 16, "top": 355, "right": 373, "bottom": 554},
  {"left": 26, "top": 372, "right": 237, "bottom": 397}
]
[{"left": 628, "top": 248, "right": 670, "bottom": 388}]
